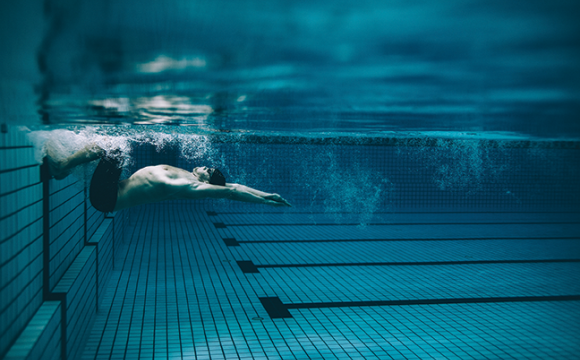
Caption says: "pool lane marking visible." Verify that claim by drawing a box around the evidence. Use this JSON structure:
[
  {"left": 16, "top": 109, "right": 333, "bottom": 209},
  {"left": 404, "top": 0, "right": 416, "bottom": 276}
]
[
  {"left": 222, "top": 238, "right": 240, "bottom": 246},
  {"left": 237, "top": 259, "right": 580, "bottom": 274},
  {"left": 236, "top": 261, "right": 259, "bottom": 273},
  {"left": 227, "top": 236, "right": 580, "bottom": 243},
  {"left": 211, "top": 211, "right": 580, "bottom": 215},
  {"left": 217, "top": 221, "right": 580, "bottom": 227},
  {"left": 258, "top": 295, "right": 580, "bottom": 319}
]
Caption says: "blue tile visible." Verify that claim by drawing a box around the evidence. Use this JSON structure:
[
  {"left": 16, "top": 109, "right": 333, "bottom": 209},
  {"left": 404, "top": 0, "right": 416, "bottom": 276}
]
[{"left": 77, "top": 204, "right": 580, "bottom": 359}]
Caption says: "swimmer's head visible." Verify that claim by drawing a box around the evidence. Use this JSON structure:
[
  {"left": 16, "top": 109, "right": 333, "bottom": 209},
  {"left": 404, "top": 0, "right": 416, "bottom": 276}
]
[
  {"left": 208, "top": 168, "right": 226, "bottom": 186},
  {"left": 193, "top": 166, "right": 209, "bottom": 182},
  {"left": 194, "top": 166, "right": 226, "bottom": 185}
]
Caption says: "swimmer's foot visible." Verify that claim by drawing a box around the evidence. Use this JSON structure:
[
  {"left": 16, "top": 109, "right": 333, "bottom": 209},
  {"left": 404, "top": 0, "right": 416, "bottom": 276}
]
[
  {"left": 45, "top": 156, "right": 70, "bottom": 180},
  {"left": 45, "top": 143, "right": 70, "bottom": 180}
]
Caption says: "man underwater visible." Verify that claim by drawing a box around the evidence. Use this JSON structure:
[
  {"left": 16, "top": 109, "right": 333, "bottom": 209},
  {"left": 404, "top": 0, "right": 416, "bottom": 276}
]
[{"left": 46, "top": 142, "right": 291, "bottom": 212}]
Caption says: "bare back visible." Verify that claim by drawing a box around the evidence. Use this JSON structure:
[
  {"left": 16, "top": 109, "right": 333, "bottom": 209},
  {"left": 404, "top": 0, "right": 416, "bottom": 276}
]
[{"left": 114, "top": 165, "right": 204, "bottom": 211}]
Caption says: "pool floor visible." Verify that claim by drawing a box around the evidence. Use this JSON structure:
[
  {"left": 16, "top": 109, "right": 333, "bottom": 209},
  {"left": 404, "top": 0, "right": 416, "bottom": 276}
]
[{"left": 80, "top": 205, "right": 580, "bottom": 359}]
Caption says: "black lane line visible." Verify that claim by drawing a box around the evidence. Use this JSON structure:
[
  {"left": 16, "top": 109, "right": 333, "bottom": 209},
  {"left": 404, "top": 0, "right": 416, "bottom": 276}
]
[
  {"left": 223, "top": 238, "right": 240, "bottom": 246},
  {"left": 238, "top": 259, "right": 580, "bottom": 274},
  {"left": 236, "top": 236, "right": 580, "bottom": 243},
  {"left": 259, "top": 297, "right": 293, "bottom": 319},
  {"left": 223, "top": 221, "right": 580, "bottom": 226},
  {"left": 237, "top": 261, "right": 259, "bottom": 273},
  {"left": 256, "top": 259, "right": 580, "bottom": 268},
  {"left": 213, "top": 222, "right": 227, "bottom": 228},
  {"left": 206, "top": 211, "right": 218, "bottom": 216},
  {"left": 288, "top": 295, "right": 580, "bottom": 309},
  {"left": 260, "top": 295, "right": 580, "bottom": 319}
]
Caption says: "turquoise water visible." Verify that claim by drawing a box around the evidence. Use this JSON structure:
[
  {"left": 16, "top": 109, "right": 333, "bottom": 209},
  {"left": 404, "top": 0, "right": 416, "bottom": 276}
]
[
  {"left": 3, "top": 0, "right": 580, "bottom": 138},
  {"left": 2, "top": 1, "right": 580, "bottom": 359}
]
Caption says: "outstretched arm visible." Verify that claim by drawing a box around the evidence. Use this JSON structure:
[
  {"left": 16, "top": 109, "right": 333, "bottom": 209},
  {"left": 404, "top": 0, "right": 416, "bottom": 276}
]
[
  {"left": 228, "top": 183, "right": 292, "bottom": 207},
  {"left": 184, "top": 182, "right": 291, "bottom": 207}
]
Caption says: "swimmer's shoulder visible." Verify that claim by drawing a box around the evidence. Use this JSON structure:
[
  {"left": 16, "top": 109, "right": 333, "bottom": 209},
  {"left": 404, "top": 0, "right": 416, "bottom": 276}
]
[{"left": 157, "top": 165, "right": 200, "bottom": 182}]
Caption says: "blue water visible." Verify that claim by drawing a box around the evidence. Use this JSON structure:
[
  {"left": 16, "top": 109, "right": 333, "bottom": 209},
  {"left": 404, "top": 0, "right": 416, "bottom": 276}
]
[
  {"left": 3, "top": 0, "right": 580, "bottom": 138},
  {"left": 2, "top": 1, "right": 580, "bottom": 359}
]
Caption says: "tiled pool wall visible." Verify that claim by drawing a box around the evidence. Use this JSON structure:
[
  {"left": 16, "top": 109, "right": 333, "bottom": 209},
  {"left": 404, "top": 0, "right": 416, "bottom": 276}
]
[
  {"left": 134, "top": 136, "right": 580, "bottom": 213},
  {"left": 1, "top": 126, "right": 128, "bottom": 360}
]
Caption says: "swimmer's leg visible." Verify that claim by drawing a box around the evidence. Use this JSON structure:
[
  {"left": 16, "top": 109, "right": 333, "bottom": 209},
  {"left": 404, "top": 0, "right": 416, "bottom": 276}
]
[{"left": 46, "top": 142, "right": 105, "bottom": 180}]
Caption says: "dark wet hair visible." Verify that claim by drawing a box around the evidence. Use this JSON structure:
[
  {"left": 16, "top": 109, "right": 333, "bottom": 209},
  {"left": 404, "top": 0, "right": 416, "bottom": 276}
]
[{"left": 208, "top": 168, "right": 226, "bottom": 186}]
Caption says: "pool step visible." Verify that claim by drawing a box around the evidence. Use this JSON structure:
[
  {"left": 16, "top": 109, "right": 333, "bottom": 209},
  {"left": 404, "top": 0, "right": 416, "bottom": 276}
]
[
  {"left": 4, "top": 218, "right": 116, "bottom": 360},
  {"left": 3, "top": 302, "right": 61, "bottom": 360}
]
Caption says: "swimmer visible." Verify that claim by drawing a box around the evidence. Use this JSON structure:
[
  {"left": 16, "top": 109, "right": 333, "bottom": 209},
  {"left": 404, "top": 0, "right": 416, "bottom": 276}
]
[{"left": 45, "top": 142, "right": 291, "bottom": 213}]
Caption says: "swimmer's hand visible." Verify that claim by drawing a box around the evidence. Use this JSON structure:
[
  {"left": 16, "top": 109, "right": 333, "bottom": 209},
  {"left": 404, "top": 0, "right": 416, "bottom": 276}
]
[
  {"left": 264, "top": 193, "right": 292, "bottom": 207},
  {"left": 225, "top": 183, "right": 291, "bottom": 207}
]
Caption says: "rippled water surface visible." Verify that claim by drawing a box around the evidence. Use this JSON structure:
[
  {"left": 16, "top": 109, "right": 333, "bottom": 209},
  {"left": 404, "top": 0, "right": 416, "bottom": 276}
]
[{"left": 2, "top": 0, "right": 580, "bottom": 138}]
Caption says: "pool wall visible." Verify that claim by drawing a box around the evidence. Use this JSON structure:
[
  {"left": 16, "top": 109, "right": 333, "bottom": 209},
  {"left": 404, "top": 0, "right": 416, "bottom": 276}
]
[
  {"left": 1, "top": 126, "right": 128, "bottom": 359},
  {"left": 134, "top": 137, "right": 580, "bottom": 214}
]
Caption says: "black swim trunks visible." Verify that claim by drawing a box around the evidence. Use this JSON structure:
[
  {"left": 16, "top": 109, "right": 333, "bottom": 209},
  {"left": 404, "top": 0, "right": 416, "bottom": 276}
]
[{"left": 90, "top": 155, "right": 123, "bottom": 213}]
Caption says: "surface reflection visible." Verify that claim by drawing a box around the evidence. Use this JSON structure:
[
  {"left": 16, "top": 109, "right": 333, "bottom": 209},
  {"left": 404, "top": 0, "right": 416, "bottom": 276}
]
[
  {"left": 20, "top": 0, "right": 579, "bottom": 137},
  {"left": 136, "top": 55, "right": 207, "bottom": 73}
]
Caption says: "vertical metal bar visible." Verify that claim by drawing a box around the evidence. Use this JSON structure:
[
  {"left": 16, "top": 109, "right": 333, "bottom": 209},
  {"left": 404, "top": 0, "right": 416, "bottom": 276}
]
[
  {"left": 41, "top": 159, "right": 50, "bottom": 300},
  {"left": 84, "top": 186, "right": 88, "bottom": 245},
  {"left": 41, "top": 159, "right": 67, "bottom": 359}
]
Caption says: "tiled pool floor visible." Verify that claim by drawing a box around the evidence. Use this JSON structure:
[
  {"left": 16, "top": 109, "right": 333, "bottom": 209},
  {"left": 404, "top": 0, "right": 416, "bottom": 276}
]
[{"left": 81, "top": 205, "right": 580, "bottom": 359}]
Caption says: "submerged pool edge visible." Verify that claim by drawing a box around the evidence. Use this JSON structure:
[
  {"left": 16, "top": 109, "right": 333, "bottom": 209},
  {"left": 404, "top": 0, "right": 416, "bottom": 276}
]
[{"left": 18, "top": 124, "right": 580, "bottom": 150}]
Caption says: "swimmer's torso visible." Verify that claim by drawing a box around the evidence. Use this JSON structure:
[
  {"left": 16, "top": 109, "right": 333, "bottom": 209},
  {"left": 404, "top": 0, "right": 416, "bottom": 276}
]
[{"left": 115, "top": 165, "right": 204, "bottom": 210}]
